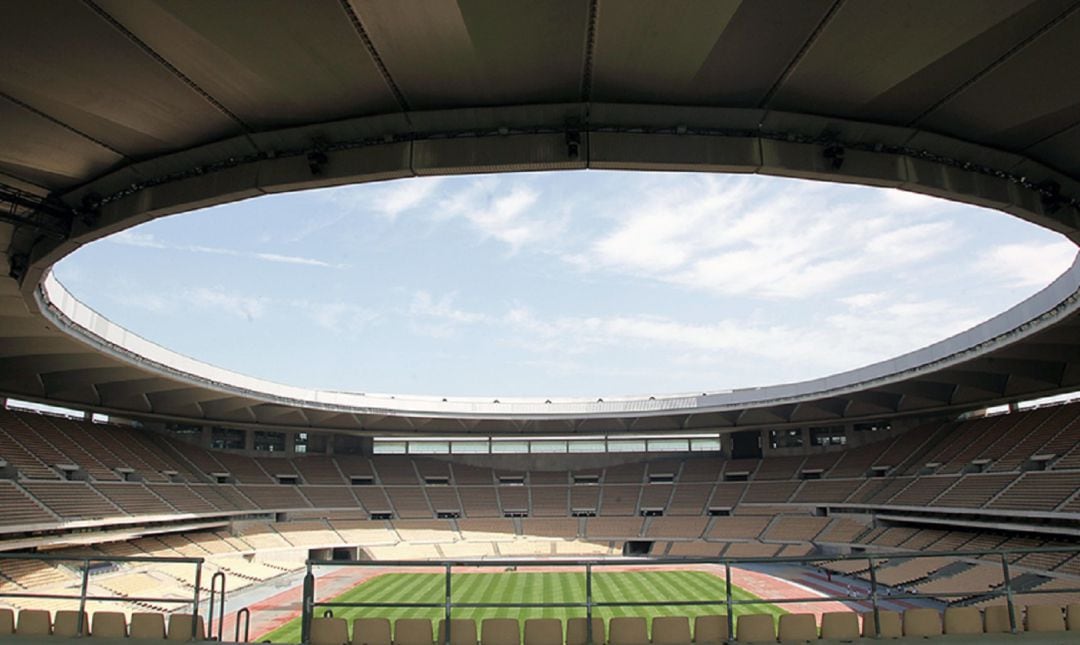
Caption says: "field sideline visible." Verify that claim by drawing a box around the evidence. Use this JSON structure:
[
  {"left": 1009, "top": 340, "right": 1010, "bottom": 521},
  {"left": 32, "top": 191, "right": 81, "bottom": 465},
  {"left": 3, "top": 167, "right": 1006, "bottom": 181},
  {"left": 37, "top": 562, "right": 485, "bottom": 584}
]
[{"left": 263, "top": 570, "right": 785, "bottom": 643}]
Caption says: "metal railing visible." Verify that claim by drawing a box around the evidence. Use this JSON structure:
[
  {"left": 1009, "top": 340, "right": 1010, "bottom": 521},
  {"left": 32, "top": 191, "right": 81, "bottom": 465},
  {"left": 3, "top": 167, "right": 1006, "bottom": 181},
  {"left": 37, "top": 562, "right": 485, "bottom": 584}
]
[
  {"left": 0, "top": 551, "right": 216, "bottom": 641},
  {"left": 299, "top": 546, "right": 1080, "bottom": 644}
]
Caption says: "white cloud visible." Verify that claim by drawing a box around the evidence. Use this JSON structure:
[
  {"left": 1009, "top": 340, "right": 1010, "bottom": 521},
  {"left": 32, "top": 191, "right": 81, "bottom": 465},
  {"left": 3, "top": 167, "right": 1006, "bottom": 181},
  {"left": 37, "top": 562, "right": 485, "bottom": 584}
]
[
  {"left": 185, "top": 287, "right": 268, "bottom": 322},
  {"left": 371, "top": 177, "right": 445, "bottom": 219},
  {"left": 109, "top": 231, "right": 341, "bottom": 268},
  {"left": 973, "top": 240, "right": 1076, "bottom": 288},
  {"left": 439, "top": 179, "right": 561, "bottom": 250},
  {"left": 298, "top": 301, "right": 379, "bottom": 334}
]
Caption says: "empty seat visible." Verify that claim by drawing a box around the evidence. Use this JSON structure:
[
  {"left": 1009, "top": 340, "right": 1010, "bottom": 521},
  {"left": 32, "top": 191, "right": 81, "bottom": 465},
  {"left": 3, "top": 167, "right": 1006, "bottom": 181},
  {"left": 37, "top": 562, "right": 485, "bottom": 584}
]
[
  {"left": 861, "top": 610, "right": 902, "bottom": 638},
  {"left": 396, "top": 618, "right": 435, "bottom": 645},
  {"left": 609, "top": 617, "right": 648, "bottom": 645},
  {"left": 1026, "top": 605, "right": 1066, "bottom": 632},
  {"left": 651, "top": 616, "right": 690, "bottom": 645},
  {"left": 903, "top": 608, "right": 942, "bottom": 637},
  {"left": 54, "top": 610, "right": 89, "bottom": 637},
  {"left": 0, "top": 608, "right": 13, "bottom": 635},
  {"left": 17, "top": 609, "right": 51, "bottom": 636},
  {"left": 777, "top": 614, "right": 817, "bottom": 641},
  {"left": 167, "top": 614, "right": 207, "bottom": 641},
  {"left": 92, "top": 611, "right": 128, "bottom": 638},
  {"left": 438, "top": 619, "right": 478, "bottom": 645},
  {"left": 692, "top": 615, "right": 727, "bottom": 644},
  {"left": 820, "top": 613, "right": 858, "bottom": 640},
  {"left": 985, "top": 605, "right": 1022, "bottom": 633},
  {"left": 354, "top": 617, "right": 392, "bottom": 645},
  {"left": 524, "top": 618, "right": 562, "bottom": 645},
  {"left": 566, "top": 617, "right": 604, "bottom": 645},
  {"left": 943, "top": 607, "right": 981, "bottom": 635},
  {"left": 1068, "top": 604, "right": 1080, "bottom": 631},
  {"left": 482, "top": 619, "right": 520, "bottom": 645},
  {"left": 311, "top": 617, "right": 350, "bottom": 645},
  {"left": 735, "top": 614, "right": 774, "bottom": 643},
  {"left": 130, "top": 613, "right": 167, "bottom": 639}
]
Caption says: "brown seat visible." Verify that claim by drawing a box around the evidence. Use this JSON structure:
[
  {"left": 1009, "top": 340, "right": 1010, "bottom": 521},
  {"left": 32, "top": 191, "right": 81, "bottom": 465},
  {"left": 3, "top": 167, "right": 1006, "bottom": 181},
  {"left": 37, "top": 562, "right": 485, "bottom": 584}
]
[
  {"left": 438, "top": 619, "right": 478, "bottom": 645},
  {"left": 943, "top": 607, "right": 981, "bottom": 635},
  {"left": 566, "top": 617, "right": 604, "bottom": 645},
  {"left": 16, "top": 609, "right": 51, "bottom": 636},
  {"left": 651, "top": 616, "right": 691, "bottom": 645},
  {"left": 91, "top": 611, "right": 128, "bottom": 638},
  {"left": 609, "top": 617, "right": 648, "bottom": 645},
  {"left": 53, "top": 610, "right": 89, "bottom": 637},
  {"left": 984, "top": 604, "right": 1022, "bottom": 633},
  {"left": 354, "top": 617, "right": 392, "bottom": 645},
  {"left": 1026, "top": 605, "right": 1066, "bottom": 632},
  {"left": 481, "top": 618, "right": 520, "bottom": 645},
  {"left": 524, "top": 618, "right": 563, "bottom": 645},
  {"left": 903, "top": 608, "right": 942, "bottom": 637},
  {"left": 861, "top": 610, "right": 902, "bottom": 638},
  {"left": 167, "top": 613, "right": 206, "bottom": 641},
  {"left": 777, "top": 613, "right": 817, "bottom": 642},
  {"left": 819, "top": 612, "right": 858, "bottom": 640},
  {"left": 130, "top": 613, "right": 167, "bottom": 639},
  {"left": 1068, "top": 603, "right": 1080, "bottom": 631},
  {"left": 395, "top": 618, "right": 435, "bottom": 645},
  {"left": 692, "top": 615, "right": 727, "bottom": 644},
  {"left": 311, "top": 617, "right": 350, "bottom": 645},
  {"left": 735, "top": 614, "right": 774, "bottom": 643},
  {"left": 0, "top": 608, "right": 14, "bottom": 635}
]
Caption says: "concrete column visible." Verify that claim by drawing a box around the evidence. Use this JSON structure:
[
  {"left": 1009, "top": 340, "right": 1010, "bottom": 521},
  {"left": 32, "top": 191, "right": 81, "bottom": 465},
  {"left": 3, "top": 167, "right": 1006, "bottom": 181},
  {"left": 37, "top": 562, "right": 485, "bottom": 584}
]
[
  {"left": 201, "top": 426, "right": 212, "bottom": 448},
  {"left": 801, "top": 427, "right": 811, "bottom": 448},
  {"left": 244, "top": 429, "right": 255, "bottom": 451}
]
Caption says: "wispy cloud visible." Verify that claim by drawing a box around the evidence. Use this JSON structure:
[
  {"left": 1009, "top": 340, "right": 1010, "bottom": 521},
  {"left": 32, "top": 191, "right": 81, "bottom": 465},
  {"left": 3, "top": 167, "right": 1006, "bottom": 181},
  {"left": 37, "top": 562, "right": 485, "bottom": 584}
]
[
  {"left": 973, "top": 240, "right": 1076, "bottom": 288},
  {"left": 111, "top": 231, "right": 342, "bottom": 268}
]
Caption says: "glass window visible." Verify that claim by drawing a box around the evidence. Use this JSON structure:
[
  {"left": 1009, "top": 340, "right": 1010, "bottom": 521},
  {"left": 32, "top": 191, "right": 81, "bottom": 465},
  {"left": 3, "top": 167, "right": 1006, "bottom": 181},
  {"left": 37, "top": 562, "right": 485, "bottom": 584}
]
[
  {"left": 294, "top": 432, "right": 308, "bottom": 454},
  {"left": 768, "top": 429, "right": 803, "bottom": 449},
  {"left": 408, "top": 441, "right": 449, "bottom": 454},
  {"left": 254, "top": 431, "right": 286, "bottom": 452},
  {"left": 211, "top": 426, "right": 245, "bottom": 450},
  {"left": 373, "top": 441, "right": 406, "bottom": 454},
  {"left": 810, "top": 426, "right": 847, "bottom": 446},
  {"left": 530, "top": 440, "right": 567, "bottom": 453},
  {"left": 690, "top": 437, "right": 722, "bottom": 452},
  {"left": 451, "top": 441, "right": 488, "bottom": 454},
  {"left": 647, "top": 438, "right": 689, "bottom": 452},
  {"left": 568, "top": 440, "right": 606, "bottom": 453},
  {"left": 491, "top": 441, "right": 529, "bottom": 454},
  {"left": 608, "top": 439, "right": 646, "bottom": 452}
]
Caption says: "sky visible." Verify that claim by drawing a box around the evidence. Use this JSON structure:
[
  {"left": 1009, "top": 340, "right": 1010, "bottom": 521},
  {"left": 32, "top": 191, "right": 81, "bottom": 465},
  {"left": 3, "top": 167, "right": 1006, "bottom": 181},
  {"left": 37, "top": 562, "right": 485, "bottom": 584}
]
[{"left": 52, "top": 170, "right": 1077, "bottom": 399}]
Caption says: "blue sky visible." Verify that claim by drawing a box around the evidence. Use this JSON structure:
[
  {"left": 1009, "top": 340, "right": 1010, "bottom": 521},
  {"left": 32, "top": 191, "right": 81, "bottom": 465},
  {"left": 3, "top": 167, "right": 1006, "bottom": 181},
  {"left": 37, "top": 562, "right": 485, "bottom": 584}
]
[{"left": 53, "top": 171, "right": 1076, "bottom": 398}]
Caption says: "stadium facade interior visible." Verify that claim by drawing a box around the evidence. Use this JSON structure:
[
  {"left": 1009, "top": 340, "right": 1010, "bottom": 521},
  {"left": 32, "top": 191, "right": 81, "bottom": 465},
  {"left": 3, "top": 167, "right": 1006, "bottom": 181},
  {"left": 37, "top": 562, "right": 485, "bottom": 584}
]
[{"left": 2, "top": 0, "right": 1080, "bottom": 642}]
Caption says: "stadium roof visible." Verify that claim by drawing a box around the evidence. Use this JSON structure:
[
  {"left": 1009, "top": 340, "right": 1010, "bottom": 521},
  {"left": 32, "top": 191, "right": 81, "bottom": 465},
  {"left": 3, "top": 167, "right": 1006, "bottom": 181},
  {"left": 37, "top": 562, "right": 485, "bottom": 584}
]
[{"left": 2, "top": 0, "right": 1080, "bottom": 434}]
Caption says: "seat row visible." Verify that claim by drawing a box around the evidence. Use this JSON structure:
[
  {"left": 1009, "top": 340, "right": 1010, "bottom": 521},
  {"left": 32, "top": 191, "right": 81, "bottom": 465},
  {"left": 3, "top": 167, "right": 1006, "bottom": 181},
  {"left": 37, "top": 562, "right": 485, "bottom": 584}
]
[
  {"left": 0, "top": 608, "right": 205, "bottom": 639},
  {"left": 313, "top": 604, "right": 1080, "bottom": 645}
]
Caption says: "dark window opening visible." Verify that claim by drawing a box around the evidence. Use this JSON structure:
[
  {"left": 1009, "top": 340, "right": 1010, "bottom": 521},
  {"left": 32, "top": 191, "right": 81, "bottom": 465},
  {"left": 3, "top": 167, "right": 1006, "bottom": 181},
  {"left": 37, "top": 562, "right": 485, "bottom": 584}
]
[
  {"left": 640, "top": 508, "right": 664, "bottom": 517},
  {"left": 503, "top": 510, "right": 528, "bottom": 518},
  {"left": 350, "top": 476, "right": 374, "bottom": 486},
  {"left": 211, "top": 427, "right": 245, "bottom": 451},
  {"left": 277, "top": 475, "right": 299, "bottom": 485},
  {"left": 436, "top": 511, "right": 460, "bottom": 519},
  {"left": 648, "top": 474, "right": 675, "bottom": 483},
  {"left": 707, "top": 508, "right": 731, "bottom": 517},
  {"left": 724, "top": 472, "right": 749, "bottom": 482},
  {"left": 623, "top": 541, "right": 653, "bottom": 556},
  {"left": 573, "top": 475, "right": 600, "bottom": 485},
  {"left": 571, "top": 509, "right": 596, "bottom": 517},
  {"left": 369, "top": 512, "right": 393, "bottom": 520},
  {"left": 498, "top": 476, "right": 525, "bottom": 486},
  {"left": 425, "top": 476, "right": 450, "bottom": 485}
]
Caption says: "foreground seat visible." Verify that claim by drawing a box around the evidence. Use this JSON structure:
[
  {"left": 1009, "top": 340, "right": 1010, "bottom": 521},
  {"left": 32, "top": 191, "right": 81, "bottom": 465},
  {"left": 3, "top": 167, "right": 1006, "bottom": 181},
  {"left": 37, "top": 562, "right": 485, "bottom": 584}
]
[
  {"left": 943, "top": 607, "right": 981, "bottom": 635},
  {"left": 1068, "top": 603, "right": 1080, "bottom": 631},
  {"left": 438, "top": 618, "right": 478, "bottom": 645},
  {"left": 735, "top": 614, "right": 774, "bottom": 643},
  {"left": 481, "top": 618, "right": 520, "bottom": 645},
  {"left": 395, "top": 618, "right": 435, "bottom": 645},
  {"left": 1026, "top": 605, "right": 1066, "bottom": 632},
  {"left": 53, "top": 610, "right": 89, "bottom": 637},
  {"left": 0, "top": 608, "right": 14, "bottom": 635},
  {"left": 651, "top": 616, "right": 690, "bottom": 645},
  {"left": 692, "top": 615, "right": 727, "bottom": 644},
  {"left": 609, "top": 617, "right": 648, "bottom": 645},
  {"left": 130, "top": 613, "right": 167, "bottom": 639},
  {"left": 167, "top": 613, "right": 206, "bottom": 641},
  {"left": 16, "top": 609, "right": 51, "bottom": 636},
  {"left": 524, "top": 618, "right": 562, "bottom": 645},
  {"left": 777, "top": 613, "right": 816, "bottom": 641},
  {"left": 861, "top": 610, "right": 902, "bottom": 638},
  {"left": 566, "top": 617, "right": 604, "bottom": 645},
  {"left": 92, "top": 611, "right": 128, "bottom": 638},
  {"left": 903, "top": 608, "right": 942, "bottom": 637},
  {"left": 819, "top": 612, "right": 858, "bottom": 640},
  {"left": 354, "top": 617, "right": 392, "bottom": 645},
  {"left": 984, "top": 604, "right": 1022, "bottom": 633}
]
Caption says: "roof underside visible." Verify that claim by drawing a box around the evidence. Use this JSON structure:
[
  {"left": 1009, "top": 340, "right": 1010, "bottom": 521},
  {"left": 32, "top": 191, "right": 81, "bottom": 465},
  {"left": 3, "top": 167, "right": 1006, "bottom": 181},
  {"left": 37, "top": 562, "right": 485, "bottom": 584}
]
[{"left": 3, "top": 0, "right": 1080, "bottom": 434}]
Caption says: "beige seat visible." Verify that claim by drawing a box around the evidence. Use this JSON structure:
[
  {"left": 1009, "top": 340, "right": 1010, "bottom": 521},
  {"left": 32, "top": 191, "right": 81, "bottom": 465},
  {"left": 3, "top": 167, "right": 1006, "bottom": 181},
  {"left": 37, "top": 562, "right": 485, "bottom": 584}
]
[
  {"left": 0, "top": 608, "right": 14, "bottom": 635},
  {"left": 651, "top": 616, "right": 690, "bottom": 645},
  {"left": 985, "top": 605, "right": 1022, "bottom": 633},
  {"left": 130, "top": 613, "right": 167, "bottom": 639},
  {"left": 1026, "top": 605, "right": 1066, "bottom": 632},
  {"left": 861, "top": 610, "right": 902, "bottom": 638},
  {"left": 354, "top": 617, "right": 392, "bottom": 645},
  {"left": 735, "top": 614, "right": 774, "bottom": 643},
  {"left": 943, "top": 607, "right": 981, "bottom": 635},
  {"left": 566, "top": 617, "right": 604, "bottom": 645},
  {"left": 438, "top": 619, "right": 478, "bottom": 645},
  {"left": 819, "top": 612, "right": 858, "bottom": 640},
  {"left": 777, "top": 613, "right": 816, "bottom": 641},
  {"left": 395, "top": 618, "right": 435, "bottom": 645},
  {"left": 16, "top": 609, "right": 51, "bottom": 636},
  {"left": 609, "top": 617, "right": 648, "bottom": 645},
  {"left": 91, "top": 611, "right": 128, "bottom": 638},
  {"left": 167, "top": 613, "right": 206, "bottom": 641},
  {"left": 692, "top": 615, "right": 728, "bottom": 644},
  {"left": 1068, "top": 603, "right": 1080, "bottom": 631},
  {"left": 481, "top": 618, "right": 520, "bottom": 645},
  {"left": 312, "top": 617, "right": 350, "bottom": 645},
  {"left": 54, "top": 610, "right": 89, "bottom": 637},
  {"left": 903, "top": 608, "right": 942, "bottom": 637},
  {"left": 524, "top": 618, "right": 562, "bottom": 645}
]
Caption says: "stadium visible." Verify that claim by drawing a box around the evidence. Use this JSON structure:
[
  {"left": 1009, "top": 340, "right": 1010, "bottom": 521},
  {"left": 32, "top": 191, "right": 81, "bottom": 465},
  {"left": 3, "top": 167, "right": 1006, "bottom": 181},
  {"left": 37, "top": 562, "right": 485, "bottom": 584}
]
[{"left": 1, "top": 0, "right": 1080, "bottom": 643}]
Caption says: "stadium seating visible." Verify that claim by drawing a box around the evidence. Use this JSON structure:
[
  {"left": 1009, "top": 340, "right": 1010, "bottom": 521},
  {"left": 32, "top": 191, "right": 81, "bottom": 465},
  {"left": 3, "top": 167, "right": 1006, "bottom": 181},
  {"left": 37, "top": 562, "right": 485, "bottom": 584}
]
[
  {"left": 524, "top": 618, "right": 562, "bottom": 645},
  {"left": 482, "top": 618, "right": 520, "bottom": 645},
  {"left": 734, "top": 614, "right": 774, "bottom": 642},
  {"left": 650, "top": 616, "right": 690, "bottom": 644}
]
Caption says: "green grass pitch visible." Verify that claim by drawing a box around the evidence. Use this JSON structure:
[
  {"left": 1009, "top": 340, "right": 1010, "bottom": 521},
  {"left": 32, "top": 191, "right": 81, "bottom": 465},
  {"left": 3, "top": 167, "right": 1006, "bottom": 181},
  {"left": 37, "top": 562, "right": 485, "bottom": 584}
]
[{"left": 263, "top": 570, "right": 786, "bottom": 643}]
